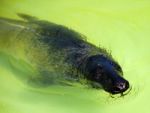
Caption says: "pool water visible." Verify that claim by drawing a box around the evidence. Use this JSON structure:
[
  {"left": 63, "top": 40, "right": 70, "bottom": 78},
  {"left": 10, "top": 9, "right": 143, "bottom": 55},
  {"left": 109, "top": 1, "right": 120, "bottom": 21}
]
[{"left": 0, "top": 0, "right": 150, "bottom": 113}]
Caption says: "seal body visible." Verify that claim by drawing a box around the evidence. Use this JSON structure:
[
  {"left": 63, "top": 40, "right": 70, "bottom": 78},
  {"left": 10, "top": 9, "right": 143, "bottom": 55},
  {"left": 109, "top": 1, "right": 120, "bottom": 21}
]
[{"left": 0, "top": 14, "right": 129, "bottom": 94}]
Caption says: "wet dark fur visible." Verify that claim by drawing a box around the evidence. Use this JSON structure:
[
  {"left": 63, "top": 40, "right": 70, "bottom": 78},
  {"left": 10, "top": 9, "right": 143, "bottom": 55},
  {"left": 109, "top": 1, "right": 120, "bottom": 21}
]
[{"left": 0, "top": 14, "right": 129, "bottom": 94}]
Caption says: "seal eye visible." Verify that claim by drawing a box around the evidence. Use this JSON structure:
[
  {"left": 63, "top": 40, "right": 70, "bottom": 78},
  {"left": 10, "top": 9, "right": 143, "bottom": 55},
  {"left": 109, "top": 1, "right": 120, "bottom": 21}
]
[{"left": 95, "top": 65, "right": 104, "bottom": 79}]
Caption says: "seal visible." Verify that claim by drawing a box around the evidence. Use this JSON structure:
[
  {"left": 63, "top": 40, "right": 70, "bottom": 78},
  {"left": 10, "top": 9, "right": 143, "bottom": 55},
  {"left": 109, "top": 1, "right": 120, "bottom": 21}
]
[{"left": 0, "top": 14, "right": 129, "bottom": 95}]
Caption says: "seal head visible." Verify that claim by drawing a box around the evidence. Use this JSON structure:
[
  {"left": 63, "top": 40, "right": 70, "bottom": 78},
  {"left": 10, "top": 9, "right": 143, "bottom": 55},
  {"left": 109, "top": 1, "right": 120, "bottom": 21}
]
[{"left": 85, "top": 55, "right": 129, "bottom": 94}]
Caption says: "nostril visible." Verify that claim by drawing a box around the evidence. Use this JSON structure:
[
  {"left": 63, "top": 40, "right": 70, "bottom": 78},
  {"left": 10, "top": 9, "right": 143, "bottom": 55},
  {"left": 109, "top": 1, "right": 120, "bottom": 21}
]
[
  {"left": 118, "top": 83, "right": 125, "bottom": 89},
  {"left": 113, "top": 86, "right": 121, "bottom": 92},
  {"left": 114, "top": 82, "right": 126, "bottom": 91}
]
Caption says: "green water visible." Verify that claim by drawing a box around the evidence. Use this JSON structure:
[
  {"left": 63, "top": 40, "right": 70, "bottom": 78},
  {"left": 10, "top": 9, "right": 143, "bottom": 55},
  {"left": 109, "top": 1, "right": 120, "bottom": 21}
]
[{"left": 0, "top": 0, "right": 150, "bottom": 113}]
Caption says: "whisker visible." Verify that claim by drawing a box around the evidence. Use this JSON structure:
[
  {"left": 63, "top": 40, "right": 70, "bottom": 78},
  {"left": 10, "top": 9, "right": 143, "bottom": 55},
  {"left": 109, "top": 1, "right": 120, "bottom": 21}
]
[{"left": 120, "top": 85, "right": 132, "bottom": 97}]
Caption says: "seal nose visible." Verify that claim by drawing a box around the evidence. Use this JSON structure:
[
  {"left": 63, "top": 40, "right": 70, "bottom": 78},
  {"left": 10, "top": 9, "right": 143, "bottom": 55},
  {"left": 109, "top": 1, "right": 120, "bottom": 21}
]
[
  {"left": 113, "top": 81, "right": 129, "bottom": 93},
  {"left": 117, "top": 82, "right": 126, "bottom": 90}
]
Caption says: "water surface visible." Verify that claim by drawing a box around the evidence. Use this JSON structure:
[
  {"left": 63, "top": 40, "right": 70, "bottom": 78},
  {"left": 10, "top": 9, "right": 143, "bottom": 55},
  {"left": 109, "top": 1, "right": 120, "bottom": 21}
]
[{"left": 0, "top": 0, "right": 150, "bottom": 113}]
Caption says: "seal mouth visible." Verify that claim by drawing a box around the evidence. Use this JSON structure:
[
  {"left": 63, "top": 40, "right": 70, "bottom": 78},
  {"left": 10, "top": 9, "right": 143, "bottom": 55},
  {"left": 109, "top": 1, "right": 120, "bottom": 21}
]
[
  {"left": 110, "top": 85, "right": 132, "bottom": 98},
  {"left": 120, "top": 86, "right": 132, "bottom": 96}
]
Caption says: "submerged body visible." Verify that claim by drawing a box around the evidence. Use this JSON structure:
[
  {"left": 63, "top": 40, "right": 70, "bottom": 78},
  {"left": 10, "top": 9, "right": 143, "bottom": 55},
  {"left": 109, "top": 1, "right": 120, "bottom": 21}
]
[{"left": 0, "top": 14, "right": 129, "bottom": 95}]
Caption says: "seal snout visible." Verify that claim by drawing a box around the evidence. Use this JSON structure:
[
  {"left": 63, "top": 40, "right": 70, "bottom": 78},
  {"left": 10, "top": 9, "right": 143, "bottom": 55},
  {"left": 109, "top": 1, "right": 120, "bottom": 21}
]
[{"left": 112, "top": 80, "right": 129, "bottom": 94}]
